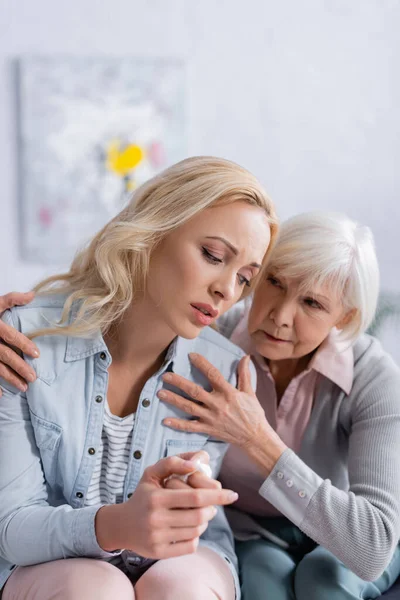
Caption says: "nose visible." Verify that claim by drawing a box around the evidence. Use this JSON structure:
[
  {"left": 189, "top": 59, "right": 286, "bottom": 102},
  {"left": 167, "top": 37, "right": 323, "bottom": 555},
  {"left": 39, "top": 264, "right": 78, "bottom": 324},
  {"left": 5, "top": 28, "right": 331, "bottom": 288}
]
[
  {"left": 210, "top": 271, "right": 237, "bottom": 303},
  {"left": 269, "top": 299, "right": 295, "bottom": 328}
]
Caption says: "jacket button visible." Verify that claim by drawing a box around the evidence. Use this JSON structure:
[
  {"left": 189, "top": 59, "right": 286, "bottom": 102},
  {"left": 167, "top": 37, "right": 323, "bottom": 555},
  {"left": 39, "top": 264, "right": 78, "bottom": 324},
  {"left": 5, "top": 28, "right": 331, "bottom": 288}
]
[
  {"left": 142, "top": 398, "right": 150, "bottom": 408},
  {"left": 127, "top": 492, "right": 133, "bottom": 498},
  {"left": 88, "top": 447, "right": 96, "bottom": 455},
  {"left": 95, "top": 395, "right": 103, "bottom": 403},
  {"left": 76, "top": 492, "right": 83, "bottom": 498},
  {"left": 133, "top": 450, "right": 142, "bottom": 460},
  {"left": 100, "top": 352, "right": 107, "bottom": 360}
]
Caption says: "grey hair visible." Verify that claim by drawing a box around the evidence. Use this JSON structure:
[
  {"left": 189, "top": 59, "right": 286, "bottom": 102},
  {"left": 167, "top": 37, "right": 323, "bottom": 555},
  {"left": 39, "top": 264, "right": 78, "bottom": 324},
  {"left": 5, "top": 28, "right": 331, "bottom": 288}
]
[{"left": 266, "top": 211, "right": 380, "bottom": 341}]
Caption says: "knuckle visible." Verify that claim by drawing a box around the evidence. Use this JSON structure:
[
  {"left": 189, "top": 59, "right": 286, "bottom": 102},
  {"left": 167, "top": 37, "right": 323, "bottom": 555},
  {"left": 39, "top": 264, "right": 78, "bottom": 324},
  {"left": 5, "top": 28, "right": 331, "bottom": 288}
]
[
  {"left": 207, "top": 367, "right": 219, "bottom": 381},
  {"left": 190, "top": 385, "right": 200, "bottom": 399},
  {"left": 191, "top": 490, "right": 202, "bottom": 505}
]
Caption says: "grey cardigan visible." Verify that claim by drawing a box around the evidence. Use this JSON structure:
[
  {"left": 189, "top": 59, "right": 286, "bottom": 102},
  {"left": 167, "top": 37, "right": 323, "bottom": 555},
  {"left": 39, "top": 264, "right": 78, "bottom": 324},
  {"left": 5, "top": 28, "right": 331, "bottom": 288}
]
[{"left": 218, "top": 303, "right": 400, "bottom": 581}]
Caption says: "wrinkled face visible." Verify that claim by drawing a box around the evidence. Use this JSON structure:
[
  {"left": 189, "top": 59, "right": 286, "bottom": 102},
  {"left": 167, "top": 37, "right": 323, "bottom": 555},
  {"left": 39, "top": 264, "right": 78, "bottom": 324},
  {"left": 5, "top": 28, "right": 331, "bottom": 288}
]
[
  {"left": 248, "top": 271, "right": 352, "bottom": 361},
  {"left": 145, "top": 202, "right": 271, "bottom": 339}
]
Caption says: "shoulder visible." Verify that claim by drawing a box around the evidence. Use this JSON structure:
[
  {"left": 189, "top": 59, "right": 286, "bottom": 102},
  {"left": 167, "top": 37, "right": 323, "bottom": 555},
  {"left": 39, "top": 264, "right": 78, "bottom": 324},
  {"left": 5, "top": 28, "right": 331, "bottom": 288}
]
[
  {"left": 194, "top": 325, "right": 246, "bottom": 361},
  {"left": 1, "top": 294, "right": 72, "bottom": 385},
  {"left": 2, "top": 294, "right": 67, "bottom": 334},
  {"left": 352, "top": 333, "right": 400, "bottom": 382},
  {"left": 349, "top": 333, "right": 400, "bottom": 413}
]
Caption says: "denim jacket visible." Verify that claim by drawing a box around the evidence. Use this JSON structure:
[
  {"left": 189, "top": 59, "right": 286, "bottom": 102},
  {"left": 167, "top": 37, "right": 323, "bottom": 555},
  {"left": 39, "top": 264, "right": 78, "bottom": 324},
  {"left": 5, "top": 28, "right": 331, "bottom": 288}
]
[{"left": 0, "top": 295, "right": 252, "bottom": 595}]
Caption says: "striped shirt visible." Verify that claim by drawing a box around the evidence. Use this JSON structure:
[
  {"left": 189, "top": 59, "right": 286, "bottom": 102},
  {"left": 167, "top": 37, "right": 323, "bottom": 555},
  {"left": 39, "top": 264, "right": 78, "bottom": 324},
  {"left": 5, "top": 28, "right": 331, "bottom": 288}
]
[{"left": 85, "top": 400, "right": 135, "bottom": 507}]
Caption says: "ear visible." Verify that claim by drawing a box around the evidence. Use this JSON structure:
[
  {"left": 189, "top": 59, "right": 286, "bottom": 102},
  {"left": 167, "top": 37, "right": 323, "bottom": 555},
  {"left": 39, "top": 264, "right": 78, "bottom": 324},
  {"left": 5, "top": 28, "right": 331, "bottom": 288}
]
[{"left": 336, "top": 308, "right": 357, "bottom": 331}]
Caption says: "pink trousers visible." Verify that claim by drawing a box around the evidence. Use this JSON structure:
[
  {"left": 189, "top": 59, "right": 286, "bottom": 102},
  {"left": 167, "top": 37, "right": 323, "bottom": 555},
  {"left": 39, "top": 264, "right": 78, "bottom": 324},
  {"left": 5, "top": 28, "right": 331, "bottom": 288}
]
[{"left": 1, "top": 547, "right": 235, "bottom": 600}]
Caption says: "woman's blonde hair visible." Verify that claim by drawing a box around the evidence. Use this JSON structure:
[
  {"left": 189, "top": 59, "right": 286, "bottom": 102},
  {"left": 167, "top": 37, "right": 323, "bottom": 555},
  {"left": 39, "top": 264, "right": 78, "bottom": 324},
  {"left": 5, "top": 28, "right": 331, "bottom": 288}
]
[
  {"left": 31, "top": 156, "right": 278, "bottom": 339},
  {"left": 265, "top": 211, "right": 380, "bottom": 341}
]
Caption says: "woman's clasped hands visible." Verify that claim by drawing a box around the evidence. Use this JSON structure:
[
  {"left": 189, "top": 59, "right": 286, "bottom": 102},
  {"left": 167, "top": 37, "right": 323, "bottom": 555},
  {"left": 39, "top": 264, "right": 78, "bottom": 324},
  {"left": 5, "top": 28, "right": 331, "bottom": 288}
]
[{"left": 95, "top": 450, "right": 238, "bottom": 560}]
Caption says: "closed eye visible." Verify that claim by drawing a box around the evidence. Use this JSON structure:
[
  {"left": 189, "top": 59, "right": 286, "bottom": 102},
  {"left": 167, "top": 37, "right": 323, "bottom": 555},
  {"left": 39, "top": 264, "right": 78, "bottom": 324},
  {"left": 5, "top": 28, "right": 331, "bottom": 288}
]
[
  {"left": 201, "top": 247, "right": 222, "bottom": 264},
  {"left": 238, "top": 274, "right": 251, "bottom": 287}
]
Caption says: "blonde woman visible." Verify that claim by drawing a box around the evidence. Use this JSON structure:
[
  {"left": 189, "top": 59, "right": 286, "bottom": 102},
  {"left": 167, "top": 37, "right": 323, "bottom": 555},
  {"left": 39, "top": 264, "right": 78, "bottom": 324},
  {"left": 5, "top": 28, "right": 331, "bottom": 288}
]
[
  {"left": 153, "top": 212, "right": 400, "bottom": 599},
  {"left": 0, "top": 156, "right": 277, "bottom": 600}
]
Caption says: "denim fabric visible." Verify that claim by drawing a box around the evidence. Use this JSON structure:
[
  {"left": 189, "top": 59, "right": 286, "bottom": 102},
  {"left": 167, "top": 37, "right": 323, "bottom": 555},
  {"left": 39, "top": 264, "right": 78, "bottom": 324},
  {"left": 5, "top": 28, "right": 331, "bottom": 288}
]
[{"left": 0, "top": 295, "right": 250, "bottom": 595}]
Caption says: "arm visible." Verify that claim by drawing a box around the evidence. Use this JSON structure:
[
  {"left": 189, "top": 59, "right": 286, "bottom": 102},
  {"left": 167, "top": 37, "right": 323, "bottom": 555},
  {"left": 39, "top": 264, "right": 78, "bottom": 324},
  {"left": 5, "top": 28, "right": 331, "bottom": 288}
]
[
  {"left": 0, "top": 384, "right": 112, "bottom": 565},
  {"left": 259, "top": 366, "right": 400, "bottom": 581},
  {"left": 0, "top": 292, "right": 38, "bottom": 395},
  {"left": 159, "top": 352, "right": 400, "bottom": 581}
]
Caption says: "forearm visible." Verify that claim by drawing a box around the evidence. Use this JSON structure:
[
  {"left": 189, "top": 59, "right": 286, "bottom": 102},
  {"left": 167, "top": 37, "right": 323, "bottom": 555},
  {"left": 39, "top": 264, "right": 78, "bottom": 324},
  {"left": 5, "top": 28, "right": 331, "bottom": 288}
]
[
  {"left": 242, "top": 422, "right": 287, "bottom": 479},
  {"left": 260, "top": 449, "right": 400, "bottom": 581},
  {"left": 0, "top": 504, "right": 115, "bottom": 566}
]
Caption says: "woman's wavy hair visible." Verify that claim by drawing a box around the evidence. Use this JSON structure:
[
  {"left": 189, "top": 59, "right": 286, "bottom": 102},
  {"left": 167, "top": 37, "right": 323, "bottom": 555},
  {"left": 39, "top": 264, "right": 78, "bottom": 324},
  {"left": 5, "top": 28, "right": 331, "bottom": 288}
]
[{"left": 31, "top": 156, "right": 278, "bottom": 339}]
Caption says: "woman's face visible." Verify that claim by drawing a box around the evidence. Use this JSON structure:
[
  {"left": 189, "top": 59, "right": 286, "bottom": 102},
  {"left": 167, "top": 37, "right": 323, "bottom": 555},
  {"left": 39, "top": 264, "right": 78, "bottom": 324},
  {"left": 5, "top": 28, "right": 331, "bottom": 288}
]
[
  {"left": 248, "top": 270, "right": 352, "bottom": 361},
  {"left": 145, "top": 201, "right": 271, "bottom": 339}
]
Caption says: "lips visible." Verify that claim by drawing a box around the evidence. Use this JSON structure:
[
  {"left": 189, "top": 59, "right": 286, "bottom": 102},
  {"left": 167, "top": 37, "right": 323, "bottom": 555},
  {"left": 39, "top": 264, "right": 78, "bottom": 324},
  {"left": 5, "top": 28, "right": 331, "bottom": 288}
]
[
  {"left": 190, "top": 303, "right": 219, "bottom": 318},
  {"left": 263, "top": 331, "right": 291, "bottom": 343}
]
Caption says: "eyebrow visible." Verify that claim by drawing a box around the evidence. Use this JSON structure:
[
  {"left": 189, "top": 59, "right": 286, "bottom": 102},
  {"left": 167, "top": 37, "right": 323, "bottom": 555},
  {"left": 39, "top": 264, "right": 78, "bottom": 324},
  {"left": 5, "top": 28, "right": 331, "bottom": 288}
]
[{"left": 205, "top": 236, "right": 262, "bottom": 269}]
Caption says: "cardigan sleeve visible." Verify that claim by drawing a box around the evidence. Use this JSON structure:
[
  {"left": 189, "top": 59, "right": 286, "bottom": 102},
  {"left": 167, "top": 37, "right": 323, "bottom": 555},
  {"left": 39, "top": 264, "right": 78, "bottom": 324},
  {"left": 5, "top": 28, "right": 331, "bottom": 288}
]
[{"left": 258, "top": 339, "right": 400, "bottom": 581}]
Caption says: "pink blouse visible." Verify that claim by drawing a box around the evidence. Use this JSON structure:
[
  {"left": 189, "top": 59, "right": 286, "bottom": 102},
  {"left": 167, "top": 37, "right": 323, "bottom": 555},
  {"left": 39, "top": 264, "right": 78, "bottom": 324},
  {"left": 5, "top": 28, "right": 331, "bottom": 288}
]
[{"left": 219, "top": 305, "right": 354, "bottom": 517}]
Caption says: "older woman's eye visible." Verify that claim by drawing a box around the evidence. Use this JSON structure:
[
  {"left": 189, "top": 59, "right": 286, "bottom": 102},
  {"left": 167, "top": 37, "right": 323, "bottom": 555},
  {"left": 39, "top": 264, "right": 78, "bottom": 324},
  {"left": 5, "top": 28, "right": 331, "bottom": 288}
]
[
  {"left": 267, "top": 276, "right": 281, "bottom": 287},
  {"left": 304, "top": 298, "right": 323, "bottom": 310}
]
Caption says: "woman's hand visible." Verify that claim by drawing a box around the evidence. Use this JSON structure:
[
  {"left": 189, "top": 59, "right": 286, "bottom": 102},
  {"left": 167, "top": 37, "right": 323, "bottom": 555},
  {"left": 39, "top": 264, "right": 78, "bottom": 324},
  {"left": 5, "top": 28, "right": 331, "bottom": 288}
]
[
  {"left": 158, "top": 353, "right": 269, "bottom": 448},
  {"left": 0, "top": 292, "right": 39, "bottom": 395},
  {"left": 95, "top": 452, "right": 238, "bottom": 559},
  {"left": 158, "top": 353, "right": 288, "bottom": 477}
]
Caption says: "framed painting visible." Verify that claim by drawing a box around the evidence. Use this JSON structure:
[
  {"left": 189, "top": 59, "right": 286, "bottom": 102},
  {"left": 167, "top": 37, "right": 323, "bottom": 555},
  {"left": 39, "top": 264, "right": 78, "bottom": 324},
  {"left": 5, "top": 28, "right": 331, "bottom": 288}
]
[{"left": 16, "top": 56, "right": 186, "bottom": 263}]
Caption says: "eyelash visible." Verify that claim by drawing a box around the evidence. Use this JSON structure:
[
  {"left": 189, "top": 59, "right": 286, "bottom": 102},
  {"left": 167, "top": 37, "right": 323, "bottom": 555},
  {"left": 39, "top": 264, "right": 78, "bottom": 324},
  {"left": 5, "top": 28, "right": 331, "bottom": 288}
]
[{"left": 201, "top": 247, "right": 251, "bottom": 287}]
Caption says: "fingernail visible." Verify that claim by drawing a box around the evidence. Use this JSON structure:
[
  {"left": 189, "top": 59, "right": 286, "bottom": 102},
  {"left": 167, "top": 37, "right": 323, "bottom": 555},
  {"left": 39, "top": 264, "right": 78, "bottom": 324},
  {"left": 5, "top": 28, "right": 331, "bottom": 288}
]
[
  {"left": 228, "top": 491, "right": 239, "bottom": 501},
  {"left": 158, "top": 390, "right": 167, "bottom": 399},
  {"left": 189, "top": 353, "right": 199, "bottom": 360},
  {"left": 27, "top": 372, "right": 36, "bottom": 382},
  {"left": 163, "top": 373, "right": 172, "bottom": 382},
  {"left": 20, "top": 383, "right": 28, "bottom": 392},
  {"left": 163, "top": 419, "right": 172, "bottom": 426},
  {"left": 32, "top": 349, "right": 40, "bottom": 358}
]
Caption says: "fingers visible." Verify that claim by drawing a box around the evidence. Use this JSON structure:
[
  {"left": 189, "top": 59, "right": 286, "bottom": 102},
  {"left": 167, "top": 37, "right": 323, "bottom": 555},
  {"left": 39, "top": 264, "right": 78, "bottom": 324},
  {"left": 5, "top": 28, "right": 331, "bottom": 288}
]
[
  {"left": 166, "top": 505, "right": 217, "bottom": 527},
  {"left": 0, "top": 320, "right": 39, "bottom": 359},
  {"left": 0, "top": 338, "right": 37, "bottom": 383},
  {"left": 158, "top": 387, "right": 209, "bottom": 418},
  {"left": 161, "top": 372, "right": 210, "bottom": 405},
  {"left": 0, "top": 291, "right": 35, "bottom": 313},
  {"left": 237, "top": 355, "right": 254, "bottom": 394},
  {"left": 157, "top": 487, "right": 238, "bottom": 509},
  {"left": 0, "top": 363, "right": 28, "bottom": 393},
  {"left": 165, "top": 472, "right": 220, "bottom": 491},
  {"left": 166, "top": 523, "right": 208, "bottom": 544},
  {"left": 163, "top": 416, "right": 211, "bottom": 436},
  {"left": 188, "top": 353, "right": 231, "bottom": 392},
  {"left": 143, "top": 455, "right": 200, "bottom": 483},
  {"left": 155, "top": 538, "right": 200, "bottom": 559}
]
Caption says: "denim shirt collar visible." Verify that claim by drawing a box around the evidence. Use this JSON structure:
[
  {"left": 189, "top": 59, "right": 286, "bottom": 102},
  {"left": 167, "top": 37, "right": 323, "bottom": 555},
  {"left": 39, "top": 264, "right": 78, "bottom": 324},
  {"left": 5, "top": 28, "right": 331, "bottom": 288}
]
[{"left": 65, "top": 326, "right": 193, "bottom": 380}]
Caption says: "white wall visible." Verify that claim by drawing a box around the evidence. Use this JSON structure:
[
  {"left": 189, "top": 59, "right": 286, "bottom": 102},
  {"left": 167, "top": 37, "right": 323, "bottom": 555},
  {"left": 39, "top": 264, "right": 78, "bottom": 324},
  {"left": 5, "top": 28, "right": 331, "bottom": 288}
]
[{"left": 1, "top": 0, "right": 399, "bottom": 357}]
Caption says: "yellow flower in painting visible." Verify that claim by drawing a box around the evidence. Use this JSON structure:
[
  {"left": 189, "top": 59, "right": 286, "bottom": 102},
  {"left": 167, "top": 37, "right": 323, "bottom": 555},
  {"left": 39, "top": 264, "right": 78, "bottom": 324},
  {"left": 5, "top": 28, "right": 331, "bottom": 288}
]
[{"left": 107, "top": 140, "right": 144, "bottom": 177}]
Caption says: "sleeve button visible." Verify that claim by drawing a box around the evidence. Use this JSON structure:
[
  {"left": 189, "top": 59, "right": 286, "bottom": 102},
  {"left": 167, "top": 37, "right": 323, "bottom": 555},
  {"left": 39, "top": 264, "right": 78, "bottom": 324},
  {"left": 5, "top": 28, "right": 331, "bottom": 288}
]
[
  {"left": 299, "top": 490, "right": 306, "bottom": 498},
  {"left": 277, "top": 471, "right": 284, "bottom": 479},
  {"left": 286, "top": 479, "right": 293, "bottom": 488}
]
